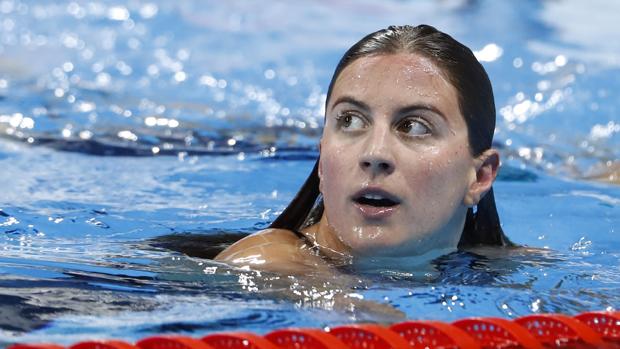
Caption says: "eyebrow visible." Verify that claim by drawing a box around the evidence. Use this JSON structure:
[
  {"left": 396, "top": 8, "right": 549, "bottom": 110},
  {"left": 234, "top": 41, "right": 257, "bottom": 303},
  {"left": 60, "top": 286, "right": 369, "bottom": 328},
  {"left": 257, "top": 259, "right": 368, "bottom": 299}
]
[
  {"left": 330, "top": 95, "right": 448, "bottom": 122},
  {"left": 330, "top": 96, "right": 370, "bottom": 112}
]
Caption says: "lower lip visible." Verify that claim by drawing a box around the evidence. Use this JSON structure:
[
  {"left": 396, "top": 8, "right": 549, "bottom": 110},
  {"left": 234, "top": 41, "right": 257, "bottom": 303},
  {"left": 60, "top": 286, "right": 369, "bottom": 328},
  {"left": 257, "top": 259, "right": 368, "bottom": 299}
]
[{"left": 353, "top": 202, "right": 399, "bottom": 220}]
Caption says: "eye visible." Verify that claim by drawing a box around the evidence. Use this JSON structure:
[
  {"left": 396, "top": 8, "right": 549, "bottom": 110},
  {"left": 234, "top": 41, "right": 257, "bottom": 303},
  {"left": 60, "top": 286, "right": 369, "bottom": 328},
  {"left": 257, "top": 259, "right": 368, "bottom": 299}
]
[
  {"left": 397, "top": 117, "right": 431, "bottom": 137},
  {"left": 336, "top": 112, "right": 367, "bottom": 131}
]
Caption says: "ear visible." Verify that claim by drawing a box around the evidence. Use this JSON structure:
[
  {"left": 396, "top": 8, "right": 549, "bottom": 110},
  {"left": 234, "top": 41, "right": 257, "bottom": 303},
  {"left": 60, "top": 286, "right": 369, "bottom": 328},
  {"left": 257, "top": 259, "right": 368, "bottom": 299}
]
[{"left": 464, "top": 149, "right": 500, "bottom": 207}]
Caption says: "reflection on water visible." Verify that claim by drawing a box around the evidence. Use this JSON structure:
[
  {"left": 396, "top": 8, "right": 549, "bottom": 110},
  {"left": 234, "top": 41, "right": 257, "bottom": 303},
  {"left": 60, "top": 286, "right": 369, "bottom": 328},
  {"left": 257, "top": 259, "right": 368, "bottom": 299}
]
[
  {"left": 0, "top": 0, "right": 618, "bottom": 180},
  {"left": 2, "top": 233, "right": 619, "bottom": 342},
  {"left": 1, "top": 0, "right": 620, "bottom": 345}
]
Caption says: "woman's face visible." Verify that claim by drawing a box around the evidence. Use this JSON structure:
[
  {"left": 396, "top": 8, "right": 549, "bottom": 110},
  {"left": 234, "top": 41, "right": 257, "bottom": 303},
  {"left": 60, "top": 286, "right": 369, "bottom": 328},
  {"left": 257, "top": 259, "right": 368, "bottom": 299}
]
[{"left": 319, "top": 53, "right": 479, "bottom": 257}]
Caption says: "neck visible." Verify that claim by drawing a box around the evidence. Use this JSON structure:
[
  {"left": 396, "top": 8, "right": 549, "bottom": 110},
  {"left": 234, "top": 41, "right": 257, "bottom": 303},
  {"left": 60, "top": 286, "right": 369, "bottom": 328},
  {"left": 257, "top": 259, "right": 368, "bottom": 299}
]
[{"left": 302, "top": 214, "right": 353, "bottom": 264}]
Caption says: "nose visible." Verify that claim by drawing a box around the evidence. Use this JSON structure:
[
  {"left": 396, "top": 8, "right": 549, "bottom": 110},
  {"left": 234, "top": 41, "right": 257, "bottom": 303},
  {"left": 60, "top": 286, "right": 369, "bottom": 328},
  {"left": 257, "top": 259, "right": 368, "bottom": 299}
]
[
  {"left": 359, "top": 127, "right": 395, "bottom": 177},
  {"left": 360, "top": 156, "right": 394, "bottom": 176}
]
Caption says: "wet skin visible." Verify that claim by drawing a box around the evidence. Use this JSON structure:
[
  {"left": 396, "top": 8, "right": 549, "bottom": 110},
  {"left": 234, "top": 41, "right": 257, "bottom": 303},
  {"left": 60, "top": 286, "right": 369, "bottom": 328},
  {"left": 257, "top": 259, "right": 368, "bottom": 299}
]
[{"left": 215, "top": 53, "right": 499, "bottom": 272}]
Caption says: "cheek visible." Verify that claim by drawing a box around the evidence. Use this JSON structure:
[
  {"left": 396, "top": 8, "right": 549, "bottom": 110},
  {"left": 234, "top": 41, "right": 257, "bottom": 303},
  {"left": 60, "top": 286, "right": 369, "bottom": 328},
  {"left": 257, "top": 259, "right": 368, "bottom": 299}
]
[
  {"left": 320, "top": 134, "right": 360, "bottom": 172},
  {"left": 406, "top": 146, "right": 472, "bottom": 207},
  {"left": 319, "top": 145, "right": 348, "bottom": 193}
]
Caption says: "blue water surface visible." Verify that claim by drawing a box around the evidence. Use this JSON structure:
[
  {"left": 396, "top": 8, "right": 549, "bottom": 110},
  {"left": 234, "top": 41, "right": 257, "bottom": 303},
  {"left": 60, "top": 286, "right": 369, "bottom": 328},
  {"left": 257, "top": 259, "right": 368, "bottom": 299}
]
[{"left": 1, "top": 0, "right": 619, "bottom": 346}]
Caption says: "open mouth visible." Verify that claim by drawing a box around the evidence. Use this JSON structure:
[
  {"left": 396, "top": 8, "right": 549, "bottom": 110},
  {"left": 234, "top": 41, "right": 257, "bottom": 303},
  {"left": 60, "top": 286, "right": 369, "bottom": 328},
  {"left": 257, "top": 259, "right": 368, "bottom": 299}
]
[{"left": 353, "top": 192, "right": 400, "bottom": 207}]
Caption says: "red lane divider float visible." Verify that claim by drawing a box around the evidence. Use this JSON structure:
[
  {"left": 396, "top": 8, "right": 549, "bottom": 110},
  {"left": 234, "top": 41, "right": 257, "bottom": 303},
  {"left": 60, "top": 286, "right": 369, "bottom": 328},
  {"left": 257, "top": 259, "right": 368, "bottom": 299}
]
[
  {"left": 71, "top": 341, "right": 138, "bottom": 349},
  {"left": 203, "top": 332, "right": 280, "bottom": 349},
  {"left": 8, "top": 310, "right": 620, "bottom": 349},
  {"left": 575, "top": 311, "right": 620, "bottom": 344},
  {"left": 515, "top": 314, "right": 606, "bottom": 348},
  {"left": 265, "top": 328, "right": 348, "bottom": 349},
  {"left": 390, "top": 320, "right": 481, "bottom": 349},
  {"left": 327, "top": 324, "right": 411, "bottom": 348},
  {"left": 137, "top": 336, "right": 214, "bottom": 349},
  {"left": 452, "top": 317, "right": 544, "bottom": 349}
]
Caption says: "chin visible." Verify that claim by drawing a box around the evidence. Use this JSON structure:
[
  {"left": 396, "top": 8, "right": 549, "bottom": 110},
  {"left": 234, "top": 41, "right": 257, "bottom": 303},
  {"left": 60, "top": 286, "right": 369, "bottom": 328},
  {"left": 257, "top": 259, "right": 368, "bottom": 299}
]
[
  {"left": 344, "top": 234, "right": 408, "bottom": 256},
  {"left": 345, "top": 228, "right": 458, "bottom": 257}
]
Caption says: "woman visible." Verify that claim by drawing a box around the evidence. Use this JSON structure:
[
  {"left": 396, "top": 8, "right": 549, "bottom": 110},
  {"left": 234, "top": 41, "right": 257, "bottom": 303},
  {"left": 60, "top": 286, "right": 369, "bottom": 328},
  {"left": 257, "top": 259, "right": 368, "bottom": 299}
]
[{"left": 215, "top": 24, "right": 512, "bottom": 273}]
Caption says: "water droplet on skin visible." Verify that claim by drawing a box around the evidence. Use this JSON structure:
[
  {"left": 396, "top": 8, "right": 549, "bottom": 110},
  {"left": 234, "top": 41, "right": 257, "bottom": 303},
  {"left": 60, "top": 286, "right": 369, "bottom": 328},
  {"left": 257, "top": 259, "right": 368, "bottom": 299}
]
[{"left": 353, "top": 226, "right": 363, "bottom": 240}]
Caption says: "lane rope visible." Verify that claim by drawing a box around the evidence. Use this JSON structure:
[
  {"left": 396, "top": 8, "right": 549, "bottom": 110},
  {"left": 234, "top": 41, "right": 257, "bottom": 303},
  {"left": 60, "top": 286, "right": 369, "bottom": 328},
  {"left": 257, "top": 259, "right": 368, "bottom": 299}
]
[{"left": 9, "top": 310, "right": 620, "bottom": 349}]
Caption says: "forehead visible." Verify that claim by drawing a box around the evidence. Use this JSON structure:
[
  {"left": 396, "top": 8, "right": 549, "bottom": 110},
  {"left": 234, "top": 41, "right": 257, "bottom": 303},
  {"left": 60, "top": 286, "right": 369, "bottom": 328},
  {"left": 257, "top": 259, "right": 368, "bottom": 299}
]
[
  {"left": 329, "top": 53, "right": 460, "bottom": 110},
  {"left": 343, "top": 53, "right": 446, "bottom": 79}
]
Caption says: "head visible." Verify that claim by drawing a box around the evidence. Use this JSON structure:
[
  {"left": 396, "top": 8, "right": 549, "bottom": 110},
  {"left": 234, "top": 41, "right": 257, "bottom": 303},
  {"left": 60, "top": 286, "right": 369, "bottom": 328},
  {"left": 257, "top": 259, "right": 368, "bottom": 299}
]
[{"left": 271, "top": 25, "right": 511, "bottom": 257}]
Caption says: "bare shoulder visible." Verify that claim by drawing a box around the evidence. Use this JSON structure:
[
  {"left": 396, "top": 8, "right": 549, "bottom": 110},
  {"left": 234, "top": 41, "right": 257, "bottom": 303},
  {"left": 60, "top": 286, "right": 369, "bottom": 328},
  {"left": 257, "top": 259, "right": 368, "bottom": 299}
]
[
  {"left": 214, "top": 228, "right": 302, "bottom": 260},
  {"left": 214, "top": 228, "right": 327, "bottom": 273}
]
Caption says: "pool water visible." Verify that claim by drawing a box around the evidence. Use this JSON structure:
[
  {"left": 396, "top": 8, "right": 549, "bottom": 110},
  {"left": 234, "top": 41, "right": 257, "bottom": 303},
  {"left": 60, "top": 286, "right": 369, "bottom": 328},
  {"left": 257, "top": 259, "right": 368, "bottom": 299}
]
[{"left": 1, "top": 0, "right": 619, "bottom": 346}]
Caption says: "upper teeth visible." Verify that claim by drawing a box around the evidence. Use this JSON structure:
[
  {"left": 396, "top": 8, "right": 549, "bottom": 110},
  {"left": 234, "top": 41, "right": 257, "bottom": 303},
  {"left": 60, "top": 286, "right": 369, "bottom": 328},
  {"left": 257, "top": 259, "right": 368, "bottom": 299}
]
[{"left": 363, "top": 194, "right": 385, "bottom": 200}]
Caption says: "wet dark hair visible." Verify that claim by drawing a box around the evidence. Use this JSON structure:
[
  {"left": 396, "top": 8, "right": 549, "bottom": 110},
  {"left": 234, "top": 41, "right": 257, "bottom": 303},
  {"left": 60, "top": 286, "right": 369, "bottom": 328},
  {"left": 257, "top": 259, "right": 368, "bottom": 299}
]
[{"left": 270, "top": 24, "right": 512, "bottom": 247}]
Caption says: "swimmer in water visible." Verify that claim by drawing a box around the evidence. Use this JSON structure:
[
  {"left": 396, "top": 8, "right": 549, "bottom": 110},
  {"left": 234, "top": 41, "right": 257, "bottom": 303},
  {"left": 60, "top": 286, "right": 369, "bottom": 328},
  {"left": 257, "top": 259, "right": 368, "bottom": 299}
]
[{"left": 215, "top": 24, "right": 512, "bottom": 273}]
